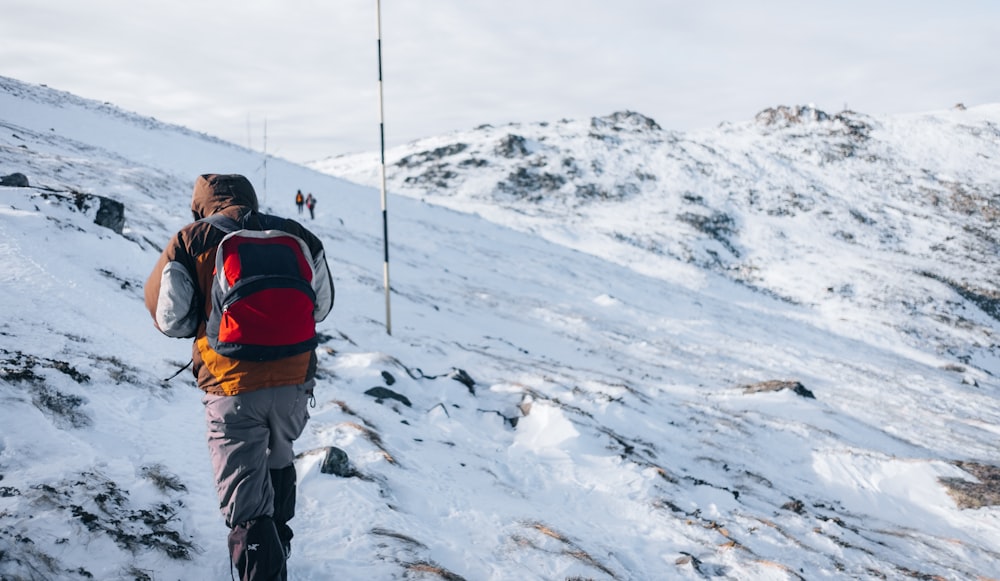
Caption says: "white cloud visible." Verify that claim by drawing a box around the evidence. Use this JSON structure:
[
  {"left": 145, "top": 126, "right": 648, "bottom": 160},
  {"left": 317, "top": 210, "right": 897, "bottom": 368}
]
[{"left": 2, "top": 0, "right": 998, "bottom": 162}]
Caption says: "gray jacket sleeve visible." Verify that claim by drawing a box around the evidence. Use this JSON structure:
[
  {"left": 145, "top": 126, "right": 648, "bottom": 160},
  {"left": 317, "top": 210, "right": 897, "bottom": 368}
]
[
  {"left": 312, "top": 249, "right": 335, "bottom": 323},
  {"left": 153, "top": 261, "right": 200, "bottom": 337}
]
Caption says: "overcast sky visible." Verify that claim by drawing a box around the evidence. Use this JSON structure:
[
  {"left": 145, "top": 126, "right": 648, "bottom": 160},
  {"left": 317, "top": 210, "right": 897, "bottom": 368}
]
[{"left": 3, "top": 1, "right": 998, "bottom": 163}]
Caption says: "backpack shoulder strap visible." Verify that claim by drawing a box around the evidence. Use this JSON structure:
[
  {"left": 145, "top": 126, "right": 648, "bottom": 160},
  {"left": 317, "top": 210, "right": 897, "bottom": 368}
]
[
  {"left": 201, "top": 212, "right": 292, "bottom": 235},
  {"left": 199, "top": 213, "right": 244, "bottom": 234},
  {"left": 255, "top": 214, "right": 289, "bottom": 231}
]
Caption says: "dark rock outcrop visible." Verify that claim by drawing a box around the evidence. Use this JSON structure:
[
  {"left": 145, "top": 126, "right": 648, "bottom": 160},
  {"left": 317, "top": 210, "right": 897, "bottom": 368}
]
[{"left": 1, "top": 172, "right": 29, "bottom": 187}]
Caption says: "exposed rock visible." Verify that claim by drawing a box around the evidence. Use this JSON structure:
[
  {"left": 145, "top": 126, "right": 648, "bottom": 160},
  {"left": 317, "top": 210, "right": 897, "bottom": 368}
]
[
  {"left": 365, "top": 386, "right": 412, "bottom": 407},
  {"left": 447, "top": 368, "right": 476, "bottom": 395},
  {"left": 3, "top": 470, "right": 195, "bottom": 568},
  {"left": 677, "top": 211, "right": 740, "bottom": 257},
  {"left": 496, "top": 134, "right": 528, "bottom": 158},
  {"left": 0, "top": 172, "right": 29, "bottom": 187},
  {"left": 782, "top": 498, "right": 807, "bottom": 514},
  {"left": 140, "top": 464, "right": 187, "bottom": 493},
  {"left": 397, "top": 143, "right": 468, "bottom": 168},
  {"left": 93, "top": 194, "right": 125, "bottom": 234},
  {"left": 575, "top": 183, "right": 610, "bottom": 200},
  {"left": 403, "top": 163, "right": 459, "bottom": 190},
  {"left": 940, "top": 461, "right": 1000, "bottom": 508},
  {"left": 754, "top": 106, "right": 873, "bottom": 159},
  {"left": 755, "top": 105, "right": 831, "bottom": 127},
  {"left": 834, "top": 111, "right": 873, "bottom": 142},
  {"left": 920, "top": 271, "right": 1000, "bottom": 322},
  {"left": 458, "top": 158, "right": 488, "bottom": 168},
  {"left": 742, "top": 380, "right": 816, "bottom": 399},
  {"left": 591, "top": 111, "right": 662, "bottom": 132},
  {"left": 320, "top": 446, "right": 351, "bottom": 477},
  {"left": 496, "top": 167, "right": 566, "bottom": 198},
  {"left": 37, "top": 191, "right": 126, "bottom": 234}
]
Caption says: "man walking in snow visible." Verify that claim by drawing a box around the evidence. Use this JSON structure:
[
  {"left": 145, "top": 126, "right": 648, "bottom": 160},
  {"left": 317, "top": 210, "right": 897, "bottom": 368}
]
[
  {"left": 144, "top": 174, "right": 334, "bottom": 580},
  {"left": 305, "top": 193, "right": 316, "bottom": 220},
  {"left": 294, "top": 189, "right": 304, "bottom": 214}
]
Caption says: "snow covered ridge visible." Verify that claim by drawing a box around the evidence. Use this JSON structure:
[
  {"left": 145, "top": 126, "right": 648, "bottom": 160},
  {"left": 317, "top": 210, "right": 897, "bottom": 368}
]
[
  {"left": 0, "top": 75, "right": 236, "bottom": 150},
  {"left": 3, "top": 77, "right": 1000, "bottom": 579},
  {"left": 313, "top": 103, "right": 1000, "bottom": 376}
]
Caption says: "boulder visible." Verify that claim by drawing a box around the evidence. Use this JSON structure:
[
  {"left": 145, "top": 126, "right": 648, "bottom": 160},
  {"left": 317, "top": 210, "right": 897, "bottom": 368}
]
[
  {"left": 93, "top": 195, "right": 125, "bottom": 234},
  {"left": 364, "top": 386, "right": 412, "bottom": 407},
  {"left": 319, "top": 446, "right": 351, "bottom": 477},
  {"left": 0, "top": 172, "right": 29, "bottom": 187}
]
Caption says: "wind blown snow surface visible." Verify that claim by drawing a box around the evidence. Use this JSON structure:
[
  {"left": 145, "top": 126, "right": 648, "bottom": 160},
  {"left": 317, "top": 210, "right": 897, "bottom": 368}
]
[{"left": 2, "top": 75, "right": 999, "bottom": 580}]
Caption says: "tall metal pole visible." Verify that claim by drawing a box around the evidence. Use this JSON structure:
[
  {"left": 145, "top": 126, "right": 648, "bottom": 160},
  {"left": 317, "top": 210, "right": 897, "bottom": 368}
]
[
  {"left": 376, "top": 0, "right": 392, "bottom": 335},
  {"left": 262, "top": 116, "right": 268, "bottom": 205}
]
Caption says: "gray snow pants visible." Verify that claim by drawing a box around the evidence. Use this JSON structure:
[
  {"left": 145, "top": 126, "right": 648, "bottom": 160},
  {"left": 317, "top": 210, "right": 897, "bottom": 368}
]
[{"left": 202, "top": 381, "right": 312, "bottom": 528}]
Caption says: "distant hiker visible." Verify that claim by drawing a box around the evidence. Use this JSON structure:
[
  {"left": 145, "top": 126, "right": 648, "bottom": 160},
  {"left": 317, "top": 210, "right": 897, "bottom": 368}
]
[
  {"left": 305, "top": 193, "right": 316, "bottom": 220},
  {"left": 144, "top": 174, "right": 334, "bottom": 581},
  {"left": 294, "top": 189, "right": 304, "bottom": 214}
]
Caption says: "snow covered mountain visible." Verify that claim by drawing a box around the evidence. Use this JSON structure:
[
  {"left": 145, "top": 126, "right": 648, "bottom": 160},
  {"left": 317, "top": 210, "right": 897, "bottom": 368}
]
[
  {"left": 313, "top": 105, "right": 1000, "bottom": 377},
  {"left": 3, "top": 74, "right": 999, "bottom": 580}
]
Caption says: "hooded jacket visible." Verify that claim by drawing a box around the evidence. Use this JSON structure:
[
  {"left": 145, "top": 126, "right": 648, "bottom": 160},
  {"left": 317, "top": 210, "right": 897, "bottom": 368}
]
[{"left": 144, "top": 174, "right": 334, "bottom": 395}]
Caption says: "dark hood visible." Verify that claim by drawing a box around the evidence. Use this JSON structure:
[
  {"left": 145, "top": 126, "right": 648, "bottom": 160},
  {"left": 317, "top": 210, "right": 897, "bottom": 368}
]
[{"left": 190, "top": 174, "right": 259, "bottom": 220}]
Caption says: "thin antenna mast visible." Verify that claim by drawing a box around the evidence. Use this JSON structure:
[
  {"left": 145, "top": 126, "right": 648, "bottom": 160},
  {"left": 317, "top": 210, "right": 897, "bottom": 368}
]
[
  {"left": 376, "top": 0, "right": 392, "bottom": 335},
  {"left": 262, "top": 117, "right": 268, "bottom": 205}
]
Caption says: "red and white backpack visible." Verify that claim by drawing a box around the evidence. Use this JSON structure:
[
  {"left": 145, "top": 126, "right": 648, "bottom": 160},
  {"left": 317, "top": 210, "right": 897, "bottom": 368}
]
[{"left": 201, "top": 213, "right": 318, "bottom": 361}]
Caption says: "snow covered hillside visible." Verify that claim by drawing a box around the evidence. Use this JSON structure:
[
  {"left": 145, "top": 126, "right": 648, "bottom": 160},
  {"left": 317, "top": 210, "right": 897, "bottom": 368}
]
[
  {"left": 315, "top": 105, "right": 1000, "bottom": 377},
  {"left": 3, "top": 75, "right": 1000, "bottom": 580}
]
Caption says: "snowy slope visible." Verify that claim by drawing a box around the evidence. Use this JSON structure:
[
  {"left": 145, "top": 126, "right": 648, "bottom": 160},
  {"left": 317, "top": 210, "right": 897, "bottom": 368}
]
[
  {"left": 2, "top": 76, "right": 999, "bottom": 580},
  {"left": 315, "top": 106, "right": 1000, "bottom": 376}
]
